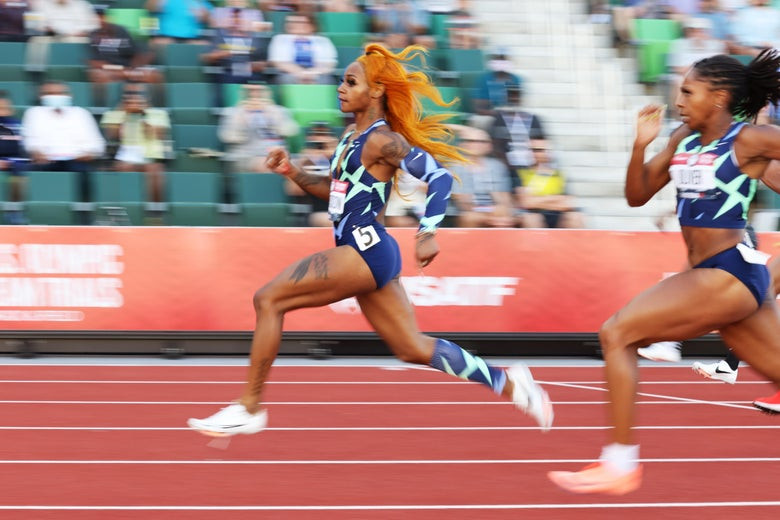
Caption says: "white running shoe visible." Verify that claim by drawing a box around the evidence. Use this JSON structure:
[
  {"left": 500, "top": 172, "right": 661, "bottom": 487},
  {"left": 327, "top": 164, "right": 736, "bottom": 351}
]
[
  {"left": 506, "top": 364, "right": 553, "bottom": 432},
  {"left": 692, "top": 360, "right": 738, "bottom": 384},
  {"left": 637, "top": 341, "right": 682, "bottom": 362},
  {"left": 187, "top": 404, "right": 268, "bottom": 437}
]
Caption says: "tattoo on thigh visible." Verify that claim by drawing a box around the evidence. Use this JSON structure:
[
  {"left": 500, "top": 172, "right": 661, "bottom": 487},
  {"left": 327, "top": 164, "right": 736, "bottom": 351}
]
[{"left": 290, "top": 253, "right": 329, "bottom": 283}]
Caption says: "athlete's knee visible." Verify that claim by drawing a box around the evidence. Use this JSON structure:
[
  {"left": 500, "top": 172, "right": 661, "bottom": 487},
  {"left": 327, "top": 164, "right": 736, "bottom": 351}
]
[
  {"left": 599, "top": 316, "right": 630, "bottom": 354},
  {"left": 252, "top": 284, "right": 282, "bottom": 316}
]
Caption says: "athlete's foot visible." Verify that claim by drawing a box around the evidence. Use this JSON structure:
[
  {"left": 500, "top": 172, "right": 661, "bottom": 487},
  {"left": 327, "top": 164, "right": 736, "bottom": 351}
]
[
  {"left": 548, "top": 462, "right": 643, "bottom": 495},
  {"left": 187, "top": 403, "right": 268, "bottom": 437},
  {"left": 637, "top": 341, "right": 681, "bottom": 362},
  {"left": 692, "top": 360, "right": 738, "bottom": 384},
  {"left": 506, "top": 364, "right": 553, "bottom": 432},
  {"left": 753, "top": 391, "right": 780, "bottom": 414}
]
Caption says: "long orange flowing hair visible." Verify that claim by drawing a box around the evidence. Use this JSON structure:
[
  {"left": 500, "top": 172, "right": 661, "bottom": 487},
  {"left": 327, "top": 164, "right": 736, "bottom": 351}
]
[{"left": 357, "top": 44, "right": 466, "bottom": 166}]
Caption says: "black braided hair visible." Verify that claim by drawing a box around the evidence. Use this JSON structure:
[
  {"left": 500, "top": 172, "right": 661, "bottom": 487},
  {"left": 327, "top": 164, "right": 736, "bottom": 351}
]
[{"left": 692, "top": 48, "right": 780, "bottom": 121}]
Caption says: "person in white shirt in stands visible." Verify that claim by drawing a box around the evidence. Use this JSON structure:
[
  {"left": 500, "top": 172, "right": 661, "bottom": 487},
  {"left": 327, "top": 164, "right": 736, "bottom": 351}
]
[
  {"left": 25, "top": 0, "right": 100, "bottom": 72},
  {"left": 21, "top": 80, "right": 105, "bottom": 202},
  {"left": 267, "top": 13, "right": 337, "bottom": 84}
]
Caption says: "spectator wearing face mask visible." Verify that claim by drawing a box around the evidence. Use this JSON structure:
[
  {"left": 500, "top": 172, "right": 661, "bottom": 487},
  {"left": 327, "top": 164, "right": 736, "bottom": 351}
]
[
  {"left": 21, "top": 80, "right": 106, "bottom": 202},
  {"left": 471, "top": 47, "right": 523, "bottom": 118}
]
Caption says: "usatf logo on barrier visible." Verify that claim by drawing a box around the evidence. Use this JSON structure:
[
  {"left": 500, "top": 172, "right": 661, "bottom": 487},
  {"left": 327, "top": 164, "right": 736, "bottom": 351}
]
[{"left": 329, "top": 276, "right": 519, "bottom": 314}]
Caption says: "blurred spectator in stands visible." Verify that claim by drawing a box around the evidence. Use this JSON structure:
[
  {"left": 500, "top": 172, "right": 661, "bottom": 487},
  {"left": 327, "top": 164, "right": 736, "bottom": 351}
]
[
  {"left": 267, "top": 13, "right": 337, "bottom": 84},
  {"left": 0, "top": 90, "right": 27, "bottom": 224},
  {"left": 729, "top": 0, "right": 780, "bottom": 57},
  {"left": 0, "top": 0, "right": 30, "bottom": 42},
  {"left": 471, "top": 47, "right": 523, "bottom": 119},
  {"left": 516, "top": 137, "right": 584, "bottom": 229},
  {"left": 366, "top": 1, "right": 435, "bottom": 50},
  {"left": 88, "top": 5, "right": 163, "bottom": 108},
  {"left": 384, "top": 170, "right": 427, "bottom": 227},
  {"left": 487, "top": 84, "right": 546, "bottom": 175},
  {"left": 259, "top": 0, "right": 312, "bottom": 12},
  {"left": 696, "top": 0, "right": 732, "bottom": 42},
  {"left": 21, "top": 80, "right": 105, "bottom": 202},
  {"left": 285, "top": 121, "right": 335, "bottom": 226},
  {"left": 201, "top": 7, "right": 272, "bottom": 106},
  {"left": 218, "top": 83, "right": 298, "bottom": 173},
  {"left": 100, "top": 83, "right": 171, "bottom": 203},
  {"left": 445, "top": 7, "right": 479, "bottom": 49},
  {"left": 211, "top": 0, "right": 265, "bottom": 31},
  {"left": 450, "top": 125, "right": 516, "bottom": 228},
  {"left": 25, "top": 0, "right": 99, "bottom": 72},
  {"left": 665, "top": 17, "right": 727, "bottom": 116},
  {"left": 146, "top": 0, "right": 212, "bottom": 47},
  {"left": 321, "top": 0, "right": 361, "bottom": 12}
]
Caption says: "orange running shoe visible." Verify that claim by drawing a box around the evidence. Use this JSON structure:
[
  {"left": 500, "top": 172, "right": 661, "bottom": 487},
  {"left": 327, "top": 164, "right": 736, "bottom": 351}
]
[
  {"left": 548, "top": 462, "right": 643, "bottom": 495},
  {"left": 753, "top": 391, "right": 780, "bottom": 414}
]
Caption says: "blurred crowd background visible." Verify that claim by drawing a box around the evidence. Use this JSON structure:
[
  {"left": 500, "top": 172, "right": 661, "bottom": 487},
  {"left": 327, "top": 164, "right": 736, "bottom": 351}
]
[{"left": 0, "top": 0, "right": 778, "bottom": 230}]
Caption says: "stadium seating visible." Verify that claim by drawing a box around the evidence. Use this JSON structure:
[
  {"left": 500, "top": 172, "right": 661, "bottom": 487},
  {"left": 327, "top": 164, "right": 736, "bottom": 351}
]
[
  {"left": 46, "top": 42, "right": 89, "bottom": 82},
  {"left": 165, "top": 171, "right": 221, "bottom": 226},
  {"left": 90, "top": 171, "right": 147, "bottom": 225},
  {"left": 0, "top": 41, "right": 28, "bottom": 81},
  {"left": 235, "top": 173, "right": 292, "bottom": 227},
  {"left": 24, "top": 171, "right": 80, "bottom": 225},
  {"left": 631, "top": 18, "right": 682, "bottom": 83}
]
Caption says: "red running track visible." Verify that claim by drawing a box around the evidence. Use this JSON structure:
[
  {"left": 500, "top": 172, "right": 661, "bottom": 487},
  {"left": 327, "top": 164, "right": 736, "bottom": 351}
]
[{"left": 0, "top": 362, "right": 778, "bottom": 520}]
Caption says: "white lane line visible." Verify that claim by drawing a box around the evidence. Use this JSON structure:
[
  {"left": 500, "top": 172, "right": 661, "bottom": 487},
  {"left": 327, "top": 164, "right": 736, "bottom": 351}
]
[
  {"left": 0, "top": 400, "right": 757, "bottom": 405},
  {"left": 0, "top": 502, "right": 778, "bottom": 511},
  {"left": 0, "top": 379, "right": 770, "bottom": 385},
  {"left": 0, "top": 457, "right": 778, "bottom": 464},
  {"left": 547, "top": 381, "right": 759, "bottom": 411},
  {"left": 0, "top": 425, "right": 777, "bottom": 431}
]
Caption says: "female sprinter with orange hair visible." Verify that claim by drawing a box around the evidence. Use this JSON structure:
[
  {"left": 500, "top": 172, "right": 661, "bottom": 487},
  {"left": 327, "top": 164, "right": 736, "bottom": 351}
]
[{"left": 188, "top": 44, "right": 553, "bottom": 435}]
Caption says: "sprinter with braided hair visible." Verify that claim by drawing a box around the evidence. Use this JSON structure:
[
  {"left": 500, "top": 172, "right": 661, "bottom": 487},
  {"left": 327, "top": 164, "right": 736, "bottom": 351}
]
[
  {"left": 549, "top": 49, "right": 780, "bottom": 494},
  {"left": 188, "top": 44, "right": 553, "bottom": 437}
]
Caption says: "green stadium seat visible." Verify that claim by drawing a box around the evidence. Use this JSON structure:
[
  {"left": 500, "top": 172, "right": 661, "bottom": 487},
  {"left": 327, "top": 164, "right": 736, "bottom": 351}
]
[
  {"left": 317, "top": 12, "right": 368, "bottom": 33},
  {"left": 106, "top": 8, "right": 153, "bottom": 39},
  {"left": 161, "top": 43, "right": 211, "bottom": 67},
  {"left": 45, "top": 42, "right": 89, "bottom": 82},
  {"left": 289, "top": 108, "right": 344, "bottom": 129},
  {"left": 24, "top": 171, "right": 79, "bottom": 225},
  {"left": 0, "top": 81, "right": 34, "bottom": 107},
  {"left": 235, "top": 173, "right": 291, "bottom": 226},
  {"left": 420, "top": 85, "right": 462, "bottom": 118},
  {"left": 165, "top": 66, "right": 207, "bottom": 83},
  {"left": 631, "top": 18, "right": 682, "bottom": 83},
  {"left": 169, "top": 107, "right": 214, "bottom": 125},
  {"left": 111, "top": 0, "right": 147, "bottom": 8},
  {"left": 325, "top": 32, "right": 366, "bottom": 48},
  {"left": 0, "top": 42, "right": 26, "bottom": 65},
  {"left": 90, "top": 171, "right": 146, "bottom": 225},
  {"left": 441, "top": 48, "right": 485, "bottom": 73},
  {"left": 165, "top": 171, "right": 221, "bottom": 225},
  {"left": 66, "top": 82, "right": 93, "bottom": 108},
  {"left": 336, "top": 46, "right": 364, "bottom": 72},
  {"left": 172, "top": 124, "right": 220, "bottom": 149},
  {"left": 165, "top": 82, "right": 213, "bottom": 108},
  {"left": 0, "top": 42, "right": 28, "bottom": 81},
  {"left": 279, "top": 84, "right": 339, "bottom": 111},
  {"left": 266, "top": 11, "right": 290, "bottom": 34}
]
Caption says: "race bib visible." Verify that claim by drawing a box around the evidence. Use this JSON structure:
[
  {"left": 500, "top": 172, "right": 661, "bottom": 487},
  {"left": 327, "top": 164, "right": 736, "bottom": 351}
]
[
  {"left": 352, "top": 225, "right": 381, "bottom": 251},
  {"left": 736, "top": 243, "right": 770, "bottom": 265},
  {"left": 670, "top": 153, "right": 717, "bottom": 198},
  {"left": 328, "top": 179, "right": 348, "bottom": 221}
]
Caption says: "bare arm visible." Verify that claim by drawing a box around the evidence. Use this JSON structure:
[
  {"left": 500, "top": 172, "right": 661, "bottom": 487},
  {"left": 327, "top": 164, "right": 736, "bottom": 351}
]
[
  {"left": 265, "top": 147, "right": 330, "bottom": 200},
  {"left": 625, "top": 104, "right": 682, "bottom": 206},
  {"left": 736, "top": 125, "right": 780, "bottom": 182}
]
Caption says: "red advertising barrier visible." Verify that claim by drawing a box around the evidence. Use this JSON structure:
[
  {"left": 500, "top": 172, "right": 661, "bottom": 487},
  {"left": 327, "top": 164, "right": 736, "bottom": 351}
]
[{"left": 1, "top": 227, "right": 778, "bottom": 333}]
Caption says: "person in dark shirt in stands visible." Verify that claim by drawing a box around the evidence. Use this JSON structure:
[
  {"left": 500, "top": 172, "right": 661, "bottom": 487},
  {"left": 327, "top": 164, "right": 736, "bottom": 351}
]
[
  {"left": 0, "top": 0, "right": 30, "bottom": 42},
  {"left": 0, "top": 90, "right": 27, "bottom": 224},
  {"left": 88, "top": 4, "right": 163, "bottom": 107}
]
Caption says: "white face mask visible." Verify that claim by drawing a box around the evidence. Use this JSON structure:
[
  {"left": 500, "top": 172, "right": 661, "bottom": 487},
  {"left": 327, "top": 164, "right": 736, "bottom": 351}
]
[
  {"left": 41, "top": 94, "right": 72, "bottom": 108},
  {"left": 488, "top": 59, "right": 513, "bottom": 73}
]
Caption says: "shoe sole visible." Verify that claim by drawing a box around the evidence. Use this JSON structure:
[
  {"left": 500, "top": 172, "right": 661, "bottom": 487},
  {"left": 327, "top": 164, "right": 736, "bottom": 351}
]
[
  {"left": 753, "top": 402, "right": 780, "bottom": 415},
  {"left": 186, "top": 410, "right": 268, "bottom": 437}
]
